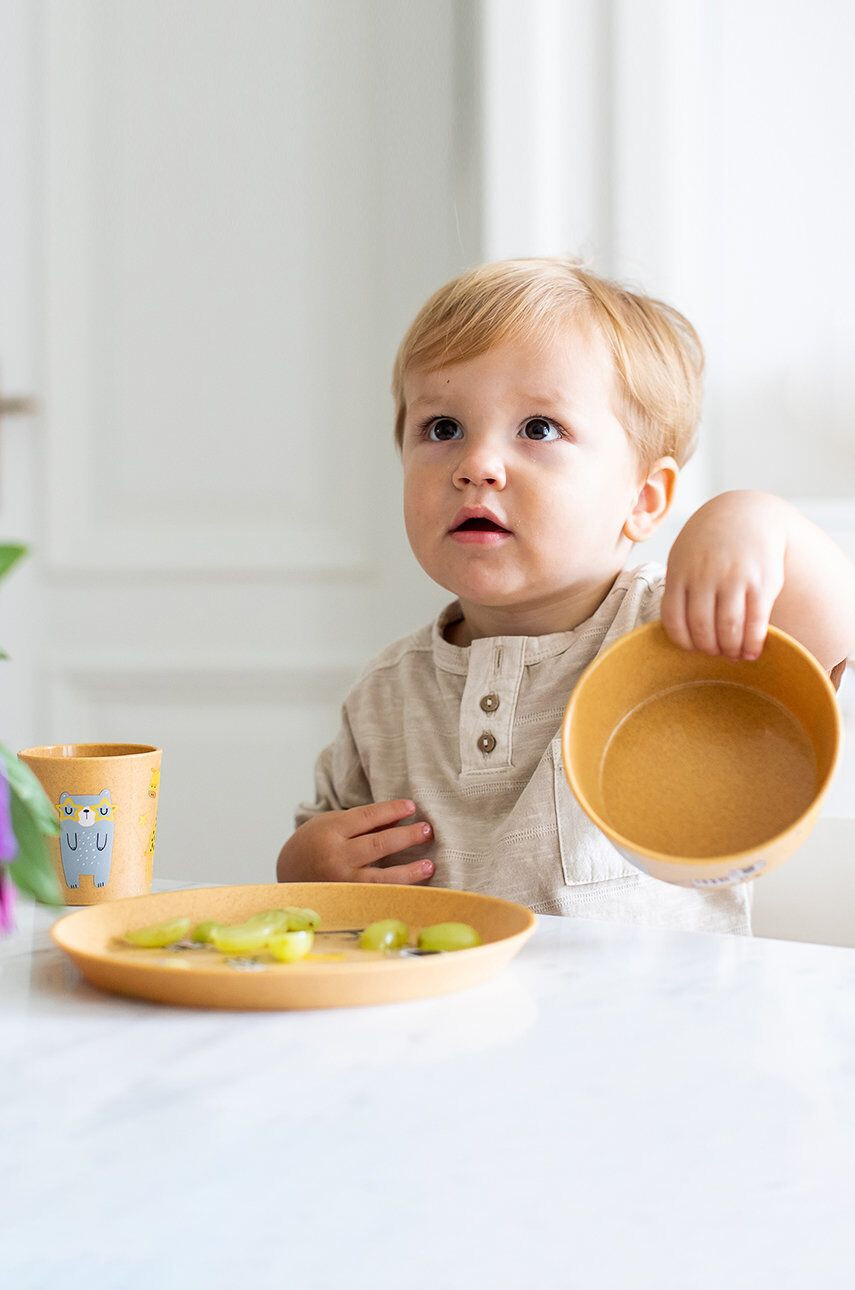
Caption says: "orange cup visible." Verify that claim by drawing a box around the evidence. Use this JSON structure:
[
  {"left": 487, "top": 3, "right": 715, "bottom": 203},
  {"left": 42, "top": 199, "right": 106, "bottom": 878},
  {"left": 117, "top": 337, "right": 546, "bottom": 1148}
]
[{"left": 17, "top": 743, "right": 162, "bottom": 904}]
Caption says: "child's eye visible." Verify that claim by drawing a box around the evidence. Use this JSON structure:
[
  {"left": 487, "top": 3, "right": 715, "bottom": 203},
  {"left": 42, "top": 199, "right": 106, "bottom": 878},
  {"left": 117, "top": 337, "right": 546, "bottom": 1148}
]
[
  {"left": 521, "top": 417, "right": 563, "bottom": 442},
  {"left": 420, "top": 417, "right": 462, "bottom": 442}
]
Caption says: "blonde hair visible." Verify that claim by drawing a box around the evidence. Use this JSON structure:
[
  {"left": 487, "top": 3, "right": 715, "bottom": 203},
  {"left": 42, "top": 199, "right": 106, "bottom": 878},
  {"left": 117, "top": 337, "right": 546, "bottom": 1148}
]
[{"left": 391, "top": 256, "right": 704, "bottom": 468}]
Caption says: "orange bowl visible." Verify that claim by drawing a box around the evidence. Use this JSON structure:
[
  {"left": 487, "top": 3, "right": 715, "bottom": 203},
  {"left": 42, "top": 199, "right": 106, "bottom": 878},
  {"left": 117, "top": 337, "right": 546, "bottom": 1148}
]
[{"left": 560, "top": 621, "right": 841, "bottom": 888}]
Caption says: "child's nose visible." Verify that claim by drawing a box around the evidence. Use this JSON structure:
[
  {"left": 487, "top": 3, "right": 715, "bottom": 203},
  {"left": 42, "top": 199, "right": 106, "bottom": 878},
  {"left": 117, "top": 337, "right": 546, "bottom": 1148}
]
[{"left": 452, "top": 444, "right": 507, "bottom": 489}]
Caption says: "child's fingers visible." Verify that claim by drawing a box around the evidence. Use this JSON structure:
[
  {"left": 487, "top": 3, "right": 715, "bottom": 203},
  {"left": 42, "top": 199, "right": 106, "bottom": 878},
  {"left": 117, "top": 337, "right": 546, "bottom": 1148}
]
[
  {"left": 660, "top": 582, "right": 693, "bottom": 651},
  {"left": 742, "top": 585, "right": 771, "bottom": 660},
  {"left": 341, "top": 799, "right": 417, "bottom": 839},
  {"left": 350, "top": 820, "right": 433, "bottom": 867},
  {"left": 714, "top": 586, "right": 747, "bottom": 659},
  {"left": 360, "top": 859, "right": 435, "bottom": 885},
  {"left": 684, "top": 584, "right": 719, "bottom": 654}
]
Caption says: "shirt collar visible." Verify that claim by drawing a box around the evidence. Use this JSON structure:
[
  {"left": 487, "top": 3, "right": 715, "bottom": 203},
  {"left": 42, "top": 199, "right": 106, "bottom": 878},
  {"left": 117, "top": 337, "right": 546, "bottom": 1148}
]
[{"left": 429, "top": 565, "right": 654, "bottom": 672}]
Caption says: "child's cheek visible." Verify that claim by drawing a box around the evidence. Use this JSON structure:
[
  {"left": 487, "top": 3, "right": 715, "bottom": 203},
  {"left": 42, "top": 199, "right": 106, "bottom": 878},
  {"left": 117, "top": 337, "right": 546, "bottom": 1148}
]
[
  {"left": 404, "top": 472, "right": 434, "bottom": 524},
  {"left": 403, "top": 492, "right": 433, "bottom": 552}
]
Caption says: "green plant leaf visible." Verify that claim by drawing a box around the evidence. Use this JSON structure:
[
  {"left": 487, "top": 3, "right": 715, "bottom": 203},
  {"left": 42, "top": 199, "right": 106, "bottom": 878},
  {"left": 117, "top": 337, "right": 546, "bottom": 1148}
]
[
  {"left": 7, "top": 791, "right": 63, "bottom": 905},
  {"left": 0, "top": 745, "right": 60, "bottom": 835},
  {"left": 0, "top": 648, "right": 8, "bottom": 661},
  {"left": 0, "top": 544, "right": 27, "bottom": 580}
]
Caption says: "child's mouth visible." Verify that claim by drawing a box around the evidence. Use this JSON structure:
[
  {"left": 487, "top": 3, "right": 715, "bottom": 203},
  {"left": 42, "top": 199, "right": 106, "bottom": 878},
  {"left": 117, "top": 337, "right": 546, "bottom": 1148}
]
[{"left": 450, "top": 518, "right": 513, "bottom": 545}]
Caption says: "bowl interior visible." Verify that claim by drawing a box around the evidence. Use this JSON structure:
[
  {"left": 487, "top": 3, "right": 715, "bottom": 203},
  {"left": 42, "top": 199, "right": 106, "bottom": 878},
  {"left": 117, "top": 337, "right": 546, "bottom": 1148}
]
[{"left": 561, "top": 623, "right": 839, "bottom": 862}]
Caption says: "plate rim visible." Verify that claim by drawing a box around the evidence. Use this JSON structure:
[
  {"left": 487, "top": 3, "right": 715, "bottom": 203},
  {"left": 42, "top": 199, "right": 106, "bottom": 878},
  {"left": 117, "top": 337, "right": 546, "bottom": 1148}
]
[{"left": 50, "top": 880, "right": 539, "bottom": 980}]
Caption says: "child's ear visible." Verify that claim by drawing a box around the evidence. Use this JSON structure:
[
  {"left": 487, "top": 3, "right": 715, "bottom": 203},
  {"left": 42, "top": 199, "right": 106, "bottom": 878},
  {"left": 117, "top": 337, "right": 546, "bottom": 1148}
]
[{"left": 622, "top": 456, "right": 679, "bottom": 542}]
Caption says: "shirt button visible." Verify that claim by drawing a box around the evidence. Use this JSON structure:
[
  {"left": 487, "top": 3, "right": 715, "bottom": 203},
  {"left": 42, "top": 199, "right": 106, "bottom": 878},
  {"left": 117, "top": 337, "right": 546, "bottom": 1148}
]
[
  {"left": 479, "top": 692, "right": 500, "bottom": 713},
  {"left": 478, "top": 731, "right": 497, "bottom": 754}
]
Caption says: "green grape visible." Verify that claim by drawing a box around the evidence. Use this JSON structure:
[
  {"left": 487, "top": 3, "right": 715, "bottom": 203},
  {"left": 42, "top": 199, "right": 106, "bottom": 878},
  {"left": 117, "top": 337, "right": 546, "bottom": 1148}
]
[
  {"left": 243, "top": 909, "right": 292, "bottom": 934},
  {"left": 191, "top": 919, "right": 220, "bottom": 944},
  {"left": 124, "top": 917, "right": 192, "bottom": 948},
  {"left": 241, "top": 907, "right": 320, "bottom": 932},
  {"left": 359, "top": 919, "right": 409, "bottom": 951},
  {"left": 268, "top": 929, "right": 314, "bottom": 962},
  {"left": 417, "top": 922, "right": 482, "bottom": 952},
  {"left": 284, "top": 906, "right": 321, "bottom": 931},
  {"left": 210, "top": 919, "right": 281, "bottom": 955}
]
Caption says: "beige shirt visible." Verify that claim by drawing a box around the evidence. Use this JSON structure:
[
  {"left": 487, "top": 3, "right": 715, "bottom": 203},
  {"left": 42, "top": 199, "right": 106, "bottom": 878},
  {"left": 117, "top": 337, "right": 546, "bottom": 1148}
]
[{"left": 295, "top": 561, "right": 753, "bottom": 935}]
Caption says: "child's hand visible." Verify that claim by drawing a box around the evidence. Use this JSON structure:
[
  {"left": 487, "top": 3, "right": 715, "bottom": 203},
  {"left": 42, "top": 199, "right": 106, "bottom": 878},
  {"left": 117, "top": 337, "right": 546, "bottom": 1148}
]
[
  {"left": 661, "top": 492, "right": 787, "bottom": 660},
  {"left": 276, "top": 799, "right": 435, "bottom": 884}
]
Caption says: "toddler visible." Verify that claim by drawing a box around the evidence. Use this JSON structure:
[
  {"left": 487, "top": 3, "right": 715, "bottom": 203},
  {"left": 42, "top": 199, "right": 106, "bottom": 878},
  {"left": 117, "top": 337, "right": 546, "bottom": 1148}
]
[{"left": 277, "top": 257, "right": 854, "bottom": 935}]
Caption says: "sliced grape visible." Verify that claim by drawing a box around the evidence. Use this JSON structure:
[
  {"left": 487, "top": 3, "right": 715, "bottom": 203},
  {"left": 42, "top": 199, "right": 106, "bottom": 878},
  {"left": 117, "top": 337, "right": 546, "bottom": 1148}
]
[
  {"left": 124, "top": 917, "right": 192, "bottom": 948},
  {"left": 359, "top": 919, "right": 409, "bottom": 951},
  {"left": 241, "top": 906, "right": 320, "bottom": 932},
  {"left": 243, "top": 909, "right": 292, "bottom": 934},
  {"left": 417, "top": 922, "right": 481, "bottom": 952},
  {"left": 268, "top": 929, "right": 314, "bottom": 962},
  {"left": 191, "top": 919, "right": 220, "bottom": 944},
  {"left": 210, "top": 920, "right": 280, "bottom": 954},
  {"left": 284, "top": 906, "right": 321, "bottom": 931}
]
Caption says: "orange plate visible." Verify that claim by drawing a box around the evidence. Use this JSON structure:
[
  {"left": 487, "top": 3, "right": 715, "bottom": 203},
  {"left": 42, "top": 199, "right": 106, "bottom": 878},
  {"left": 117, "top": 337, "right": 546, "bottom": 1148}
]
[{"left": 51, "top": 882, "right": 537, "bottom": 1010}]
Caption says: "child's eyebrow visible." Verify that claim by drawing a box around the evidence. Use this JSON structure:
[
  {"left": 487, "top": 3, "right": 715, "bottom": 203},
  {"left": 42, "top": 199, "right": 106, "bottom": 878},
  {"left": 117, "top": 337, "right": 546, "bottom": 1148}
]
[
  {"left": 409, "top": 390, "right": 572, "bottom": 409},
  {"left": 518, "top": 392, "right": 571, "bottom": 407}
]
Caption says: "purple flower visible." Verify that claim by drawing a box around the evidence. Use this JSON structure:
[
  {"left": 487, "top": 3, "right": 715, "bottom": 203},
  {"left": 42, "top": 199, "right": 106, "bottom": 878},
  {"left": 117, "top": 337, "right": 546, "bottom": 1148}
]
[
  {"left": 0, "top": 866, "right": 14, "bottom": 933},
  {"left": 0, "top": 861, "right": 14, "bottom": 933},
  {"left": 0, "top": 767, "right": 16, "bottom": 863}
]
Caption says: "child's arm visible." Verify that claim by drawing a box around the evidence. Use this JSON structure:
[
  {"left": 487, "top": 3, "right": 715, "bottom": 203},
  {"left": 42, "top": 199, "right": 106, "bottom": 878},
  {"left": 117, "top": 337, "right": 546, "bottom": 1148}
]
[{"left": 661, "top": 490, "right": 855, "bottom": 677}]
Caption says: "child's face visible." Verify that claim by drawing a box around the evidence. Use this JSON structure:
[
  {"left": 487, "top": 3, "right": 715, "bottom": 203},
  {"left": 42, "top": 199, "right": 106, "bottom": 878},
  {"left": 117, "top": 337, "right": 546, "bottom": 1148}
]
[{"left": 401, "top": 321, "right": 655, "bottom": 619}]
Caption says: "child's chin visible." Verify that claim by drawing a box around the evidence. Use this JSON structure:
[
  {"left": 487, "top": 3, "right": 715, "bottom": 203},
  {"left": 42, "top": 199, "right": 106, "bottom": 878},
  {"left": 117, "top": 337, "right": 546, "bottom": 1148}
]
[
  {"left": 442, "top": 572, "right": 520, "bottom": 603},
  {"left": 421, "top": 554, "right": 522, "bottom": 602}
]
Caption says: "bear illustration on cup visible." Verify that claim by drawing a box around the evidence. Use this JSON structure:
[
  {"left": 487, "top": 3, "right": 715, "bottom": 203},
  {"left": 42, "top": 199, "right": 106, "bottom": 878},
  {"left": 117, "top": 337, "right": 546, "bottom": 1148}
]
[{"left": 56, "top": 790, "right": 116, "bottom": 889}]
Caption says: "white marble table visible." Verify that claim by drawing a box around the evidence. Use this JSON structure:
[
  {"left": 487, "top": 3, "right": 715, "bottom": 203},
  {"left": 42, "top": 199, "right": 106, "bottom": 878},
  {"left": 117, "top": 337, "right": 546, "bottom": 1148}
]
[{"left": 2, "top": 888, "right": 855, "bottom": 1290}]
